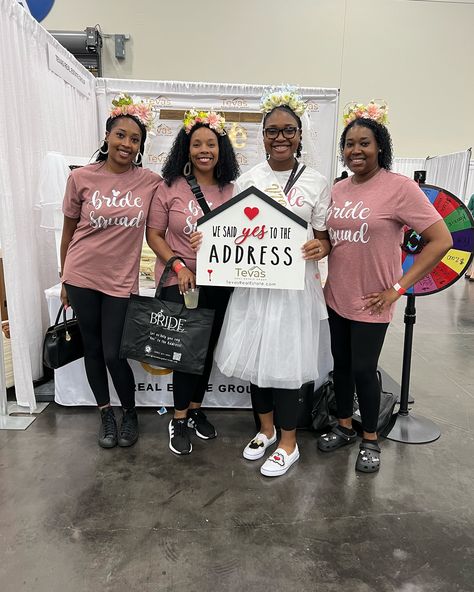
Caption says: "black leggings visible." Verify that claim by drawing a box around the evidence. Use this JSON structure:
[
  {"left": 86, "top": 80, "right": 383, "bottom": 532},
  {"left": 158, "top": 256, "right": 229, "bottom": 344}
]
[
  {"left": 65, "top": 284, "right": 135, "bottom": 408},
  {"left": 328, "top": 306, "right": 389, "bottom": 433},
  {"left": 250, "top": 384, "right": 300, "bottom": 431},
  {"left": 160, "top": 284, "right": 231, "bottom": 411}
]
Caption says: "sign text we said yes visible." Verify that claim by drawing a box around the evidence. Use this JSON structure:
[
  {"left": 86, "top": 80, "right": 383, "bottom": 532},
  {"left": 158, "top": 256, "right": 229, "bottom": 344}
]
[{"left": 196, "top": 186, "right": 308, "bottom": 290}]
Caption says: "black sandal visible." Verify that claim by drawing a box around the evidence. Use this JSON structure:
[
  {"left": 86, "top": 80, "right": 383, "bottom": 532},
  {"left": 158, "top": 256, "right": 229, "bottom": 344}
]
[
  {"left": 317, "top": 425, "right": 357, "bottom": 452},
  {"left": 355, "top": 441, "right": 381, "bottom": 473}
]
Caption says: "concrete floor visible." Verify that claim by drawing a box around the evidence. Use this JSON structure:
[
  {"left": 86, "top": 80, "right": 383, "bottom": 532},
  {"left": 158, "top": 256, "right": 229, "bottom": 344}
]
[{"left": 1, "top": 279, "right": 473, "bottom": 592}]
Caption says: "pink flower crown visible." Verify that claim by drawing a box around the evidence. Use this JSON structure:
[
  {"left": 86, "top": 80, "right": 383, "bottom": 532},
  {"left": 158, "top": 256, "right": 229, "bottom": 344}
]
[
  {"left": 183, "top": 109, "right": 227, "bottom": 136},
  {"left": 110, "top": 94, "right": 154, "bottom": 131},
  {"left": 343, "top": 100, "right": 388, "bottom": 127}
]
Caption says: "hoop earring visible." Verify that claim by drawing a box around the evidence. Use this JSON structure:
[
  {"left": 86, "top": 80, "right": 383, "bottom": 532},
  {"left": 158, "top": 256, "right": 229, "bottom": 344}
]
[
  {"left": 99, "top": 142, "right": 108, "bottom": 156},
  {"left": 133, "top": 152, "right": 143, "bottom": 165},
  {"left": 183, "top": 161, "right": 192, "bottom": 176}
]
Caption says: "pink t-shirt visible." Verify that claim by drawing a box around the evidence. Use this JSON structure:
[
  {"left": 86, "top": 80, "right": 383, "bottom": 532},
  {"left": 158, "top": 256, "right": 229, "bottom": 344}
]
[
  {"left": 147, "top": 176, "right": 233, "bottom": 287},
  {"left": 62, "top": 162, "right": 162, "bottom": 297},
  {"left": 324, "top": 169, "right": 442, "bottom": 322}
]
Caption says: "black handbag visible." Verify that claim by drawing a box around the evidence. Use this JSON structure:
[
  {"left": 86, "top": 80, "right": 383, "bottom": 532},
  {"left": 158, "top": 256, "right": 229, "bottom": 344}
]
[
  {"left": 119, "top": 257, "right": 215, "bottom": 375},
  {"left": 311, "top": 374, "right": 338, "bottom": 432},
  {"left": 43, "top": 305, "right": 84, "bottom": 369},
  {"left": 311, "top": 370, "right": 398, "bottom": 434}
]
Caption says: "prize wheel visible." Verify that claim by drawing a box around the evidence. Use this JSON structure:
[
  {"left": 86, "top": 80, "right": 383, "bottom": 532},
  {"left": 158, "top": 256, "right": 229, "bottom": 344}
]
[{"left": 401, "top": 184, "right": 474, "bottom": 296}]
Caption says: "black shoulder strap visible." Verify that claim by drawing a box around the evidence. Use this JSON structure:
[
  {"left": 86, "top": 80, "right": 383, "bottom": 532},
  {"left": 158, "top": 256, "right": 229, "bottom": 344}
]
[{"left": 185, "top": 175, "right": 211, "bottom": 215}]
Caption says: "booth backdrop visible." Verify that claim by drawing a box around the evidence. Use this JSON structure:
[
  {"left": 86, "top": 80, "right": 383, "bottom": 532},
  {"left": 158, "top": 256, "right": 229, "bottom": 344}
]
[{"left": 95, "top": 78, "right": 339, "bottom": 184}]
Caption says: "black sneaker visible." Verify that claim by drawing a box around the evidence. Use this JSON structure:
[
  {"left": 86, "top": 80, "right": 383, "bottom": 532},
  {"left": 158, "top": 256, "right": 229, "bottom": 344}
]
[
  {"left": 118, "top": 408, "right": 139, "bottom": 447},
  {"left": 169, "top": 418, "right": 192, "bottom": 455},
  {"left": 187, "top": 408, "right": 217, "bottom": 440},
  {"left": 98, "top": 406, "right": 118, "bottom": 448}
]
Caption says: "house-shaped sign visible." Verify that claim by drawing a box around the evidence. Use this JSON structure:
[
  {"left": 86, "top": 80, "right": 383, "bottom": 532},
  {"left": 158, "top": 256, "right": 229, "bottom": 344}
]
[{"left": 196, "top": 186, "right": 308, "bottom": 290}]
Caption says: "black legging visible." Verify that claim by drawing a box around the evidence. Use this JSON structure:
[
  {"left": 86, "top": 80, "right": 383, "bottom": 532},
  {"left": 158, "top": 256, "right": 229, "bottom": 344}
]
[
  {"left": 65, "top": 284, "right": 135, "bottom": 408},
  {"left": 250, "top": 384, "right": 300, "bottom": 431},
  {"left": 159, "top": 284, "right": 231, "bottom": 411},
  {"left": 328, "top": 306, "right": 389, "bottom": 433}
]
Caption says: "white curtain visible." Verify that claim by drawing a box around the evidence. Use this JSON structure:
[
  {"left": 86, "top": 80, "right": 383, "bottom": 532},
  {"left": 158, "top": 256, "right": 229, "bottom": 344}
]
[
  {"left": 336, "top": 157, "right": 425, "bottom": 181},
  {"left": 0, "top": 0, "right": 99, "bottom": 410},
  {"left": 463, "top": 161, "right": 474, "bottom": 204},
  {"left": 425, "top": 150, "right": 471, "bottom": 199},
  {"left": 391, "top": 157, "right": 426, "bottom": 180}
]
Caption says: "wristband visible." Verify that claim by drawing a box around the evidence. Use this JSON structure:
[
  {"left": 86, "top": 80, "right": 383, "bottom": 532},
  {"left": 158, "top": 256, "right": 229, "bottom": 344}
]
[
  {"left": 393, "top": 282, "right": 406, "bottom": 295},
  {"left": 172, "top": 260, "right": 186, "bottom": 273}
]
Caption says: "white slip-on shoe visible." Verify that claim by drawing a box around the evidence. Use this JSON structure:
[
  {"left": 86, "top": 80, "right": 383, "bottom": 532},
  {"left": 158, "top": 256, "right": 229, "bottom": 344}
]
[
  {"left": 260, "top": 445, "right": 300, "bottom": 477},
  {"left": 242, "top": 427, "right": 277, "bottom": 460}
]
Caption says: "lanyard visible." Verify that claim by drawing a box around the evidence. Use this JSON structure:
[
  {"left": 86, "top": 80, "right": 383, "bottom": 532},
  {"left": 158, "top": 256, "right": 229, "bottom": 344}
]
[{"left": 282, "top": 160, "right": 306, "bottom": 196}]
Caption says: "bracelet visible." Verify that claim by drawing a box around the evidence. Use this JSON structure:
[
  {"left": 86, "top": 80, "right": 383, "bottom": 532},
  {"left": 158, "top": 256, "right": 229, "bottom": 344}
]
[
  {"left": 393, "top": 282, "right": 406, "bottom": 295},
  {"left": 172, "top": 260, "right": 186, "bottom": 273}
]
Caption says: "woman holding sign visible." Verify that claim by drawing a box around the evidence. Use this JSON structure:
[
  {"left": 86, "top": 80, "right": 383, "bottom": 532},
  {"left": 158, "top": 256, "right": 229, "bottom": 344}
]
[
  {"left": 214, "top": 88, "right": 331, "bottom": 477},
  {"left": 319, "top": 107, "right": 452, "bottom": 473},
  {"left": 146, "top": 110, "right": 239, "bottom": 456}
]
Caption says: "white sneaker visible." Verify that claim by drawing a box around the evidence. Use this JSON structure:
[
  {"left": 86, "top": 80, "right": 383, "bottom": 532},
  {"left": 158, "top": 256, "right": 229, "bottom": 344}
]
[
  {"left": 243, "top": 427, "right": 277, "bottom": 460},
  {"left": 260, "top": 445, "right": 300, "bottom": 477}
]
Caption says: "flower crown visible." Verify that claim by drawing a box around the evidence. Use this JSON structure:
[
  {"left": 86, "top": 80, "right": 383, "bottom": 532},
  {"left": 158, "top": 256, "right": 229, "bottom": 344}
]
[
  {"left": 110, "top": 93, "right": 154, "bottom": 131},
  {"left": 343, "top": 100, "right": 388, "bottom": 127},
  {"left": 260, "top": 86, "right": 307, "bottom": 118},
  {"left": 183, "top": 109, "right": 227, "bottom": 136}
]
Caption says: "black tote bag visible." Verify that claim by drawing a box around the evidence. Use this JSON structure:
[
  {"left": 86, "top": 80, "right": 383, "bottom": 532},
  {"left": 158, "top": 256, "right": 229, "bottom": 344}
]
[
  {"left": 43, "top": 305, "right": 84, "bottom": 369},
  {"left": 119, "top": 257, "right": 215, "bottom": 375}
]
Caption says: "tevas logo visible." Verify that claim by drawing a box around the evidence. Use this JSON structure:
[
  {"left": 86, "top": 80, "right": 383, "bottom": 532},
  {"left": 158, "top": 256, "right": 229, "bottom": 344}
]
[
  {"left": 150, "top": 96, "right": 172, "bottom": 110},
  {"left": 221, "top": 97, "right": 248, "bottom": 109},
  {"left": 235, "top": 265, "right": 266, "bottom": 279},
  {"left": 155, "top": 124, "right": 173, "bottom": 136},
  {"left": 148, "top": 151, "right": 169, "bottom": 165},
  {"left": 235, "top": 153, "right": 249, "bottom": 166},
  {"left": 150, "top": 310, "right": 185, "bottom": 332},
  {"left": 305, "top": 100, "right": 319, "bottom": 112}
]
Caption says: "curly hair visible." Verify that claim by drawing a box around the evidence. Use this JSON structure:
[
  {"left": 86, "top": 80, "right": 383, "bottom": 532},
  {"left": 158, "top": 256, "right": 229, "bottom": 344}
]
[
  {"left": 263, "top": 105, "right": 303, "bottom": 158},
  {"left": 162, "top": 123, "right": 240, "bottom": 188},
  {"left": 340, "top": 118, "right": 393, "bottom": 170},
  {"left": 96, "top": 114, "right": 147, "bottom": 167}
]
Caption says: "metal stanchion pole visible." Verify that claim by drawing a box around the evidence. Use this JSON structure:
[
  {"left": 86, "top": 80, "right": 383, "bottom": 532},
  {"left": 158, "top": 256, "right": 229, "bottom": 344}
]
[{"left": 384, "top": 170, "right": 441, "bottom": 443}]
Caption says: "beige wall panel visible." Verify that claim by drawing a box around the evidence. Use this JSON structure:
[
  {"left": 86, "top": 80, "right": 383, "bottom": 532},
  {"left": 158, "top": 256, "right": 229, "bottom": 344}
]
[
  {"left": 339, "top": 1, "right": 474, "bottom": 156},
  {"left": 43, "top": 0, "right": 474, "bottom": 160},
  {"left": 43, "top": 0, "right": 345, "bottom": 85}
]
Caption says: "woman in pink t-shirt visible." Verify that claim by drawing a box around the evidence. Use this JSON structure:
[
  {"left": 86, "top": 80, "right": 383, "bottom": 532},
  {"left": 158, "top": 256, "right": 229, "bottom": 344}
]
[
  {"left": 146, "top": 110, "right": 239, "bottom": 456},
  {"left": 319, "top": 117, "right": 452, "bottom": 473},
  {"left": 60, "top": 96, "right": 161, "bottom": 449}
]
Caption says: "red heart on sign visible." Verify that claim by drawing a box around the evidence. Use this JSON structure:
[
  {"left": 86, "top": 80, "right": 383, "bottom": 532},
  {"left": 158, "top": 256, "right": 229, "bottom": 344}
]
[{"left": 244, "top": 207, "right": 259, "bottom": 221}]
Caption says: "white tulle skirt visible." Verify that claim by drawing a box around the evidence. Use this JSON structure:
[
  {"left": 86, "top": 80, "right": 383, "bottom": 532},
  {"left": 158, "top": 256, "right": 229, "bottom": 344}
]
[{"left": 214, "top": 264, "right": 331, "bottom": 389}]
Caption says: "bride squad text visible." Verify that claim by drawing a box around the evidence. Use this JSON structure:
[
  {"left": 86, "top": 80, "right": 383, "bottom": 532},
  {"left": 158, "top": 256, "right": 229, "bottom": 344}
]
[
  {"left": 88, "top": 189, "right": 144, "bottom": 229},
  {"left": 327, "top": 200, "right": 371, "bottom": 244}
]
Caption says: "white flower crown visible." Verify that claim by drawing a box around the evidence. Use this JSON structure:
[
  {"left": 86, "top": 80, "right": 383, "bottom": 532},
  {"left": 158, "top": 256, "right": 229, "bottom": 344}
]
[{"left": 260, "top": 86, "right": 307, "bottom": 117}]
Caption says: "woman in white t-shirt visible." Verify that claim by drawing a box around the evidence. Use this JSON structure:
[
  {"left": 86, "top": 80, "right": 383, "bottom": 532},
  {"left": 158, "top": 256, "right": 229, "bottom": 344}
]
[{"left": 214, "top": 89, "right": 332, "bottom": 478}]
